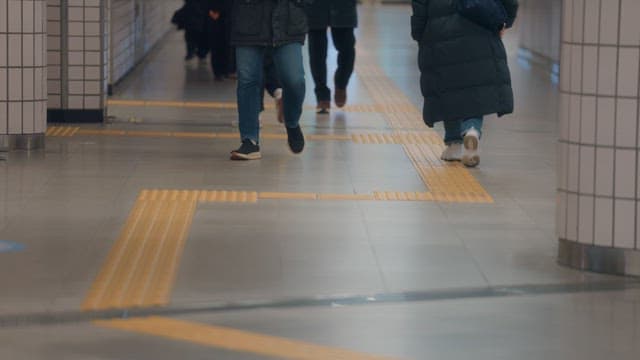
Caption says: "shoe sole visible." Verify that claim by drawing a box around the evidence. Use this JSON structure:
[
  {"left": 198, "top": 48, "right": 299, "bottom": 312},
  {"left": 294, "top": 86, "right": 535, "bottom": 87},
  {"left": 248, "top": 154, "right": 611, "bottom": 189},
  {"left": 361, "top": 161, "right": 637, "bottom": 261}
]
[
  {"left": 316, "top": 108, "right": 330, "bottom": 114},
  {"left": 462, "top": 135, "right": 479, "bottom": 168},
  {"left": 230, "top": 152, "right": 262, "bottom": 160}
]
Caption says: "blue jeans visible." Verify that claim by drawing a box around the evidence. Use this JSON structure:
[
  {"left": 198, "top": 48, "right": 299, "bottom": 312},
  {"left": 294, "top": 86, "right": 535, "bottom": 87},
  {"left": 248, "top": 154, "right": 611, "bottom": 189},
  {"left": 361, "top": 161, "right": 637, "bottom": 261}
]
[
  {"left": 236, "top": 43, "right": 306, "bottom": 143},
  {"left": 443, "top": 117, "right": 484, "bottom": 144}
]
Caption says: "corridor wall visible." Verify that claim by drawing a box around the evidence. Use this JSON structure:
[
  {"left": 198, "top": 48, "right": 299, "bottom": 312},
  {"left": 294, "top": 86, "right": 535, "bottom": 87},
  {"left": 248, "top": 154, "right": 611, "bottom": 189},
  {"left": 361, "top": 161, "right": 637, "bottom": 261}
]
[{"left": 109, "top": 0, "right": 181, "bottom": 87}]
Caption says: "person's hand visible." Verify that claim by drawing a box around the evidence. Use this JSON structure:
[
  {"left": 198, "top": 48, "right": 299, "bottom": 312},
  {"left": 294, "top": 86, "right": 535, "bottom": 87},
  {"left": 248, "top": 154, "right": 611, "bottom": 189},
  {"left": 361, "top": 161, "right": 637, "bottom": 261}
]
[{"left": 209, "top": 10, "right": 220, "bottom": 21}]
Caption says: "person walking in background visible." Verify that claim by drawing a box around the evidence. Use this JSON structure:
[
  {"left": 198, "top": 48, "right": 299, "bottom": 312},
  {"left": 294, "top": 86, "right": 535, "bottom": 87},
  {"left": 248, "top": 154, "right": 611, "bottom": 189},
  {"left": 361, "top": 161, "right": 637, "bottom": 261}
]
[
  {"left": 411, "top": 0, "right": 519, "bottom": 167},
  {"left": 229, "top": 0, "right": 309, "bottom": 161},
  {"left": 172, "top": 0, "right": 209, "bottom": 61},
  {"left": 306, "top": 0, "right": 358, "bottom": 114},
  {"left": 203, "top": 0, "right": 230, "bottom": 80}
]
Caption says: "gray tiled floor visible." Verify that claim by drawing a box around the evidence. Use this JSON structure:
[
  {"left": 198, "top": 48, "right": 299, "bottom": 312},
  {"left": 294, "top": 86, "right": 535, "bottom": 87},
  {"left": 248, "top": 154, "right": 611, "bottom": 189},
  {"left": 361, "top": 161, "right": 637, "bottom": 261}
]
[{"left": 0, "top": 4, "right": 638, "bottom": 360}]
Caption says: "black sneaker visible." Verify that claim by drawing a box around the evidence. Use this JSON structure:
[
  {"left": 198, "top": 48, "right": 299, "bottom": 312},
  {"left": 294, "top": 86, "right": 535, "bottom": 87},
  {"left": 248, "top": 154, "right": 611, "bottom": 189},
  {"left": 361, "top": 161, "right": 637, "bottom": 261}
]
[
  {"left": 230, "top": 139, "right": 261, "bottom": 160},
  {"left": 286, "top": 126, "right": 305, "bottom": 154}
]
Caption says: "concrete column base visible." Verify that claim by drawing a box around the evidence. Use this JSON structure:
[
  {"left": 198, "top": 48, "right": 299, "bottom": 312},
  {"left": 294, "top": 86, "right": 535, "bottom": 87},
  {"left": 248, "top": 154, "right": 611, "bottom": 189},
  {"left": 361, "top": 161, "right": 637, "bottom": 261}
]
[
  {"left": 0, "top": 134, "right": 46, "bottom": 152},
  {"left": 558, "top": 239, "right": 640, "bottom": 277}
]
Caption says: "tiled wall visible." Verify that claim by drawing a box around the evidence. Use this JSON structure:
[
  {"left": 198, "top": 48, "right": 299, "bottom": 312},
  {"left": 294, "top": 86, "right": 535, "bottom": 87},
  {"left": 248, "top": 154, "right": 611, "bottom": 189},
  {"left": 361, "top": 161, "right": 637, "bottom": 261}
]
[
  {"left": 1, "top": 0, "right": 48, "bottom": 136},
  {"left": 47, "top": 0, "right": 108, "bottom": 119},
  {"left": 518, "top": 0, "right": 562, "bottom": 62},
  {"left": 109, "top": 0, "right": 180, "bottom": 86},
  {"left": 557, "top": 0, "right": 640, "bottom": 250}
]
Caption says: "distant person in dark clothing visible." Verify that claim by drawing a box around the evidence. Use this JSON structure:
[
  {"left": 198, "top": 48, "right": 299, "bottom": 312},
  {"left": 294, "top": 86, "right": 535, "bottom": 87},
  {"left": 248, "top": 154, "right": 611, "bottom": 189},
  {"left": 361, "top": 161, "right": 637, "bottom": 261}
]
[
  {"left": 306, "top": 0, "right": 358, "bottom": 114},
  {"left": 203, "top": 0, "right": 230, "bottom": 80},
  {"left": 172, "top": 0, "right": 208, "bottom": 61},
  {"left": 411, "top": 0, "right": 519, "bottom": 167}
]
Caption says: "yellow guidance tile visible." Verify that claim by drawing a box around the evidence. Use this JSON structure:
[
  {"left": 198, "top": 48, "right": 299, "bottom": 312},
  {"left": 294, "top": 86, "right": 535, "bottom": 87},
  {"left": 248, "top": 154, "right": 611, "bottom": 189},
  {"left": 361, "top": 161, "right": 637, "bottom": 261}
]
[
  {"left": 96, "top": 317, "right": 397, "bottom": 360},
  {"left": 46, "top": 126, "right": 80, "bottom": 137}
]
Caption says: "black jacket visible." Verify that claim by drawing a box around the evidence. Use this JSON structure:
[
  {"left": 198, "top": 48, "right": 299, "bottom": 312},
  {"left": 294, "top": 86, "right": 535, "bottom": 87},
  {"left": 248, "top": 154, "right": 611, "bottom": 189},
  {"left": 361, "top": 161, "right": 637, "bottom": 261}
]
[
  {"left": 411, "top": 0, "right": 519, "bottom": 126},
  {"left": 230, "top": 0, "right": 310, "bottom": 47},
  {"left": 306, "top": 0, "right": 357, "bottom": 29}
]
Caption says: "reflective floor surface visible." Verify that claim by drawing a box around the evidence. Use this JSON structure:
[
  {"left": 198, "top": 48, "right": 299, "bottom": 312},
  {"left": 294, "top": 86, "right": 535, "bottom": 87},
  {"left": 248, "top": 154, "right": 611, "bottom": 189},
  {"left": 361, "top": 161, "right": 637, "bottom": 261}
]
[{"left": 1, "top": 4, "right": 639, "bottom": 360}]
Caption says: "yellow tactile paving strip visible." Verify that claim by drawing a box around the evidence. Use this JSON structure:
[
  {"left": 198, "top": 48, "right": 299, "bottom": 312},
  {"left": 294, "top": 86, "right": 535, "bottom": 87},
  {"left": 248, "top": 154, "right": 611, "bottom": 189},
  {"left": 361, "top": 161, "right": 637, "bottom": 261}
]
[
  {"left": 82, "top": 190, "right": 258, "bottom": 311},
  {"left": 96, "top": 316, "right": 396, "bottom": 360},
  {"left": 83, "top": 182, "right": 483, "bottom": 312},
  {"left": 356, "top": 54, "right": 494, "bottom": 203},
  {"left": 47, "top": 126, "right": 449, "bottom": 146},
  {"left": 107, "top": 98, "right": 414, "bottom": 114}
]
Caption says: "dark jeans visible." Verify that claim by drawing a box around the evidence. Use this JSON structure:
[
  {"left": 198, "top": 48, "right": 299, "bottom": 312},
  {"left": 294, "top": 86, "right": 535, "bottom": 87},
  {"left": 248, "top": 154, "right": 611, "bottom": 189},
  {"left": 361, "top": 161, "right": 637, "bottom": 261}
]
[
  {"left": 308, "top": 27, "right": 356, "bottom": 102},
  {"left": 236, "top": 43, "right": 305, "bottom": 143}
]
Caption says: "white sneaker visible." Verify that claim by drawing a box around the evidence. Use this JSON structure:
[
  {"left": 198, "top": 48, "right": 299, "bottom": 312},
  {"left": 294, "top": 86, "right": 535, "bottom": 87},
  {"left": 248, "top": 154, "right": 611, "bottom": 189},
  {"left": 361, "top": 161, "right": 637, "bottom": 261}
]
[
  {"left": 462, "top": 128, "right": 480, "bottom": 168},
  {"left": 441, "top": 143, "right": 462, "bottom": 161}
]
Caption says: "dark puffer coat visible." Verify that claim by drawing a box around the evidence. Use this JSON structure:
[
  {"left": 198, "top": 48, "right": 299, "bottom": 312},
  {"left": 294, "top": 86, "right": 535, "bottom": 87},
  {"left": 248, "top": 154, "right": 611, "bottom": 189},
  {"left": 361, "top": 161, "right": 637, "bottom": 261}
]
[
  {"left": 411, "top": 0, "right": 519, "bottom": 126},
  {"left": 306, "top": 0, "right": 358, "bottom": 29},
  {"left": 230, "top": 0, "right": 311, "bottom": 47}
]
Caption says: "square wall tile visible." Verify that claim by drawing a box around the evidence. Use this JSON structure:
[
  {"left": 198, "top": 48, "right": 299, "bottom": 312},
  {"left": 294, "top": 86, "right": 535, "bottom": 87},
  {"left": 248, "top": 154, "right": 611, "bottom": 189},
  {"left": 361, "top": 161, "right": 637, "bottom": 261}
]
[
  {"left": 579, "top": 146, "right": 596, "bottom": 194},
  {"left": 8, "top": 102, "right": 21, "bottom": 134},
  {"left": 617, "top": 48, "right": 639, "bottom": 97},
  {"left": 584, "top": 0, "right": 600, "bottom": 43},
  {"left": 581, "top": 96, "right": 597, "bottom": 144},
  {"left": 616, "top": 99, "right": 637, "bottom": 148},
  {"left": 595, "top": 147, "right": 615, "bottom": 196},
  {"left": 570, "top": 45, "right": 583, "bottom": 93},
  {"left": 582, "top": 46, "right": 598, "bottom": 93},
  {"left": 596, "top": 97, "right": 615, "bottom": 146},
  {"left": 620, "top": 0, "right": 640, "bottom": 45},
  {"left": 615, "top": 149, "right": 636, "bottom": 199},
  {"left": 614, "top": 200, "right": 636, "bottom": 249},
  {"left": 578, "top": 195, "right": 595, "bottom": 244},
  {"left": 594, "top": 197, "right": 613, "bottom": 246},
  {"left": 571, "top": 0, "right": 584, "bottom": 43},
  {"left": 567, "top": 193, "right": 579, "bottom": 241},
  {"left": 599, "top": 0, "right": 620, "bottom": 44},
  {"left": 597, "top": 47, "right": 617, "bottom": 96}
]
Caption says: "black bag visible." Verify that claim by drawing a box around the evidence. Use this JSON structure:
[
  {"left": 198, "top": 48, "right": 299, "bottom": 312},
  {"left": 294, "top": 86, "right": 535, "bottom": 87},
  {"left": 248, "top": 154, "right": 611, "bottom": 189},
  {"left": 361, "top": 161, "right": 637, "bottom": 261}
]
[{"left": 457, "top": 0, "right": 507, "bottom": 32}]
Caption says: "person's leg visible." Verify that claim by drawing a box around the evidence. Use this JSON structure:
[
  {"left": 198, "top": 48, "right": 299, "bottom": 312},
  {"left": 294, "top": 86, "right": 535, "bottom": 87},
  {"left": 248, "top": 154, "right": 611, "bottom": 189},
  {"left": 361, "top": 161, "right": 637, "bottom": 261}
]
[
  {"left": 196, "top": 29, "right": 209, "bottom": 60},
  {"left": 443, "top": 120, "right": 464, "bottom": 145},
  {"left": 185, "top": 30, "right": 196, "bottom": 59},
  {"left": 307, "top": 29, "right": 331, "bottom": 111},
  {"left": 331, "top": 27, "right": 356, "bottom": 107},
  {"left": 210, "top": 31, "right": 227, "bottom": 79},
  {"left": 441, "top": 119, "right": 464, "bottom": 161},
  {"left": 461, "top": 117, "right": 484, "bottom": 138},
  {"left": 235, "top": 46, "right": 264, "bottom": 144},
  {"left": 461, "top": 117, "right": 483, "bottom": 167},
  {"left": 272, "top": 42, "right": 306, "bottom": 153}
]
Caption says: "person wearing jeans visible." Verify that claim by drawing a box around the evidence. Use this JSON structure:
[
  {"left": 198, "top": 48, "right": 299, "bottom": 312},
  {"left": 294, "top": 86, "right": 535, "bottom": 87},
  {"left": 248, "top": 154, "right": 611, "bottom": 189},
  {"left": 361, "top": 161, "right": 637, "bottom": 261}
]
[
  {"left": 411, "top": 0, "right": 519, "bottom": 167},
  {"left": 306, "top": 0, "right": 358, "bottom": 113},
  {"left": 229, "top": 0, "right": 310, "bottom": 160}
]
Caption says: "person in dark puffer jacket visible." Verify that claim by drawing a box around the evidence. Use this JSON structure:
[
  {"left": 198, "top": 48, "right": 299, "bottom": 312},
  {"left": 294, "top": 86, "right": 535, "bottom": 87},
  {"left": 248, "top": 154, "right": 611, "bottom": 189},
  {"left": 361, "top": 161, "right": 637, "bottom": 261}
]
[
  {"left": 228, "top": 0, "right": 311, "bottom": 161},
  {"left": 306, "top": 0, "right": 358, "bottom": 113},
  {"left": 411, "top": 0, "right": 519, "bottom": 167}
]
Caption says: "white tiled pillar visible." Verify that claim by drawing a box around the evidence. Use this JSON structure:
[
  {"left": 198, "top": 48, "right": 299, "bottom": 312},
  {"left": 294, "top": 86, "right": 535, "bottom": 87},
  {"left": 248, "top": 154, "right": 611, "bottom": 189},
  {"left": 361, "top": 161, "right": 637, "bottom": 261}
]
[
  {"left": 557, "top": 0, "right": 640, "bottom": 275},
  {"left": 47, "top": 0, "right": 108, "bottom": 123},
  {"left": 0, "top": 0, "right": 47, "bottom": 151}
]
